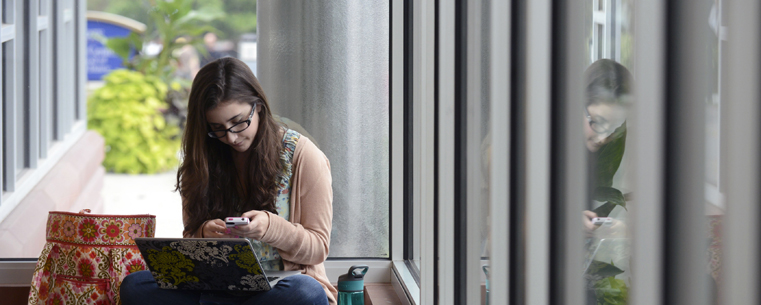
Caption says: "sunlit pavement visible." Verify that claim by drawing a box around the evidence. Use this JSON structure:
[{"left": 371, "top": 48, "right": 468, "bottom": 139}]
[{"left": 101, "top": 169, "right": 184, "bottom": 238}]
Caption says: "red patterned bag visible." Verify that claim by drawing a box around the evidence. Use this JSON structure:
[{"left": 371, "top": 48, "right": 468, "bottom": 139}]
[{"left": 28, "top": 210, "right": 156, "bottom": 305}]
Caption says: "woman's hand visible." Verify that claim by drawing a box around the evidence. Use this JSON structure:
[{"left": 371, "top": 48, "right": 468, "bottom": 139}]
[
  {"left": 583, "top": 210, "right": 598, "bottom": 234},
  {"left": 202, "top": 219, "right": 234, "bottom": 238},
  {"left": 230, "top": 210, "right": 270, "bottom": 240}
]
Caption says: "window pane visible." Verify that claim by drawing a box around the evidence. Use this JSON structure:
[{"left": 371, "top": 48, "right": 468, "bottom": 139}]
[
  {"left": 15, "top": 71, "right": 24, "bottom": 176},
  {"left": 39, "top": 29, "right": 50, "bottom": 157},
  {"left": 583, "top": 1, "right": 633, "bottom": 303},
  {"left": 705, "top": 1, "right": 724, "bottom": 302},
  {"left": 480, "top": 2, "right": 492, "bottom": 305},
  {"left": 257, "top": 1, "right": 390, "bottom": 258},
  {"left": 3, "top": 41, "right": 13, "bottom": 191}
]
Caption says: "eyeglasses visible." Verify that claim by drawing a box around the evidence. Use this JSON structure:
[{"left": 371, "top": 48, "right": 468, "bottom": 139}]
[
  {"left": 207, "top": 104, "right": 257, "bottom": 138},
  {"left": 584, "top": 107, "right": 624, "bottom": 137}
]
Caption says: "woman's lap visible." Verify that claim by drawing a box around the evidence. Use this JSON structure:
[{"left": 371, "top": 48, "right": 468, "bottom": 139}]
[{"left": 120, "top": 271, "right": 328, "bottom": 305}]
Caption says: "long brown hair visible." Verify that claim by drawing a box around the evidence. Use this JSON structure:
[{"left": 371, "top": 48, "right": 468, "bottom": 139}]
[{"left": 177, "top": 57, "right": 283, "bottom": 236}]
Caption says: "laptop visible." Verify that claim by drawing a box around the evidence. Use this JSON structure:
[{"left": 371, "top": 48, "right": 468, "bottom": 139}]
[{"left": 134, "top": 237, "right": 300, "bottom": 292}]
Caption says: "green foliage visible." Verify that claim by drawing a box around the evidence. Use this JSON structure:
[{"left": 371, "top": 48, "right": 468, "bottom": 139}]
[
  {"left": 197, "top": 0, "right": 257, "bottom": 39},
  {"left": 588, "top": 124, "right": 630, "bottom": 305},
  {"left": 106, "top": 0, "right": 222, "bottom": 83},
  {"left": 88, "top": 69, "right": 180, "bottom": 174},
  {"left": 88, "top": 0, "right": 152, "bottom": 26},
  {"left": 585, "top": 261, "right": 628, "bottom": 305},
  {"left": 586, "top": 260, "right": 625, "bottom": 282},
  {"left": 594, "top": 122, "right": 627, "bottom": 188},
  {"left": 94, "top": 0, "right": 224, "bottom": 174},
  {"left": 90, "top": 0, "right": 257, "bottom": 51},
  {"left": 592, "top": 186, "right": 626, "bottom": 217},
  {"left": 592, "top": 122, "right": 627, "bottom": 217},
  {"left": 593, "top": 277, "right": 629, "bottom": 305}
]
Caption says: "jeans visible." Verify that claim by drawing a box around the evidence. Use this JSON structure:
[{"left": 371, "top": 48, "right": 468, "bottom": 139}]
[{"left": 120, "top": 271, "right": 329, "bottom": 305}]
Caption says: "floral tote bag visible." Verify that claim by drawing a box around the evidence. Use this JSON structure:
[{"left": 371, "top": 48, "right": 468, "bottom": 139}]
[{"left": 28, "top": 209, "right": 156, "bottom": 305}]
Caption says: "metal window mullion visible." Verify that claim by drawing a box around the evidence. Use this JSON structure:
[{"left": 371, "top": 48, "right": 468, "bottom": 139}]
[
  {"left": 0, "top": 1, "right": 3, "bottom": 198},
  {"left": 464, "top": 0, "right": 483, "bottom": 304},
  {"left": 52, "top": 0, "right": 63, "bottom": 140},
  {"left": 663, "top": 1, "right": 711, "bottom": 305},
  {"left": 453, "top": 0, "right": 469, "bottom": 303},
  {"left": 39, "top": 13, "right": 50, "bottom": 157},
  {"left": 61, "top": 0, "right": 68, "bottom": 134},
  {"left": 61, "top": 2, "right": 69, "bottom": 136},
  {"left": 723, "top": 0, "right": 761, "bottom": 304},
  {"left": 716, "top": 0, "right": 725, "bottom": 193},
  {"left": 412, "top": 0, "right": 436, "bottom": 303},
  {"left": 613, "top": 0, "right": 622, "bottom": 62},
  {"left": 411, "top": 0, "right": 423, "bottom": 274},
  {"left": 76, "top": 0, "right": 84, "bottom": 121},
  {"left": 436, "top": 0, "right": 456, "bottom": 303},
  {"left": 3, "top": 39, "right": 16, "bottom": 192},
  {"left": 13, "top": 0, "right": 25, "bottom": 174},
  {"left": 605, "top": 0, "right": 613, "bottom": 59},
  {"left": 391, "top": 0, "right": 405, "bottom": 263},
  {"left": 65, "top": 0, "right": 73, "bottom": 134},
  {"left": 550, "top": 0, "right": 585, "bottom": 304},
  {"left": 488, "top": 0, "right": 510, "bottom": 303},
  {"left": 525, "top": 0, "right": 551, "bottom": 304},
  {"left": 57, "top": 0, "right": 69, "bottom": 138},
  {"left": 3, "top": 0, "right": 17, "bottom": 191},
  {"left": 629, "top": 0, "right": 666, "bottom": 304},
  {"left": 26, "top": 0, "right": 39, "bottom": 169},
  {"left": 40, "top": 0, "right": 51, "bottom": 153}
]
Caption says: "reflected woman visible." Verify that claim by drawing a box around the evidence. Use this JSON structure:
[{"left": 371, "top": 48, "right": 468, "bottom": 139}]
[
  {"left": 582, "top": 59, "right": 633, "bottom": 233},
  {"left": 121, "top": 57, "right": 336, "bottom": 305}
]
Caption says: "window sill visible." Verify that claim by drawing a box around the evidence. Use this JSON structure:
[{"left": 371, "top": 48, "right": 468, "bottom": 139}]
[
  {"left": 0, "top": 259, "right": 37, "bottom": 286},
  {"left": 392, "top": 260, "right": 418, "bottom": 305}
]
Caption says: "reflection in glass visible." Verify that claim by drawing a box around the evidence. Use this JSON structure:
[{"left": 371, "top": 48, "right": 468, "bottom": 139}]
[
  {"left": 583, "top": 58, "right": 633, "bottom": 305},
  {"left": 706, "top": 1, "right": 724, "bottom": 303},
  {"left": 480, "top": 1, "right": 492, "bottom": 304},
  {"left": 583, "top": 1, "right": 635, "bottom": 303}
]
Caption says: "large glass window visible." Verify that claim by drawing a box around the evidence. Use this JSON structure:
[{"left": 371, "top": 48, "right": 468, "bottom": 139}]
[{"left": 92, "top": 0, "right": 391, "bottom": 258}]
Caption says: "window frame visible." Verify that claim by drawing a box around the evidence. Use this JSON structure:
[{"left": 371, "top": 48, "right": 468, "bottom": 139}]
[
  {"left": 723, "top": 0, "right": 761, "bottom": 302},
  {"left": 0, "top": 0, "right": 86, "bottom": 226},
  {"left": 629, "top": 0, "right": 666, "bottom": 302},
  {"left": 390, "top": 0, "right": 437, "bottom": 303}
]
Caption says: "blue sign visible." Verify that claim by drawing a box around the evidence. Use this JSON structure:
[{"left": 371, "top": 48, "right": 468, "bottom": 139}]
[{"left": 87, "top": 20, "right": 135, "bottom": 81}]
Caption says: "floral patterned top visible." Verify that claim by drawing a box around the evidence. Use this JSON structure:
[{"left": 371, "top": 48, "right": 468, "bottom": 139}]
[{"left": 246, "top": 128, "right": 300, "bottom": 271}]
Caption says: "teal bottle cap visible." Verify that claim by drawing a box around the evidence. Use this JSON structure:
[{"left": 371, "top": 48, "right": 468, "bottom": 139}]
[{"left": 337, "top": 265, "right": 369, "bottom": 292}]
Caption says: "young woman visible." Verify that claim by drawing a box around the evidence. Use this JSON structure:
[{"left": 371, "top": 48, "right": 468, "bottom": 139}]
[
  {"left": 121, "top": 57, "right": 336, "bottom": 305},
  {"left": 582, "top": 59, "right": 632, "bottom": 154},
  {"left": 582, "top": 58, "right": 633, "bottom": 233}
]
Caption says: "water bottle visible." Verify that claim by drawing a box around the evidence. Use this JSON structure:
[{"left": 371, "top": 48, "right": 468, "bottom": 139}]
[{"left": 337, "top": 265, "right": 369, "bottom": 305}]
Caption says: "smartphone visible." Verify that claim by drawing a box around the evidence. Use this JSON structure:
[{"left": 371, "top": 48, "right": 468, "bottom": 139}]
[
  {"left": 225, "top": 217, "right": 250, "bottom": 228},
  {"left": 591, "top": 217, "right": 613, "bottom": 226}
]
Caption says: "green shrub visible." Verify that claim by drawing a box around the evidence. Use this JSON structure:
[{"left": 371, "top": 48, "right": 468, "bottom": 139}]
[{"left": 88, "top": 69, "right": 180, "bottom": 174}]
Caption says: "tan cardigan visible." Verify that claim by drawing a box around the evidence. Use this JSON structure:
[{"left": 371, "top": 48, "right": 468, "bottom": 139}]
[{"left": 183, "top": 136, "right": 337, "bottom": 304}]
